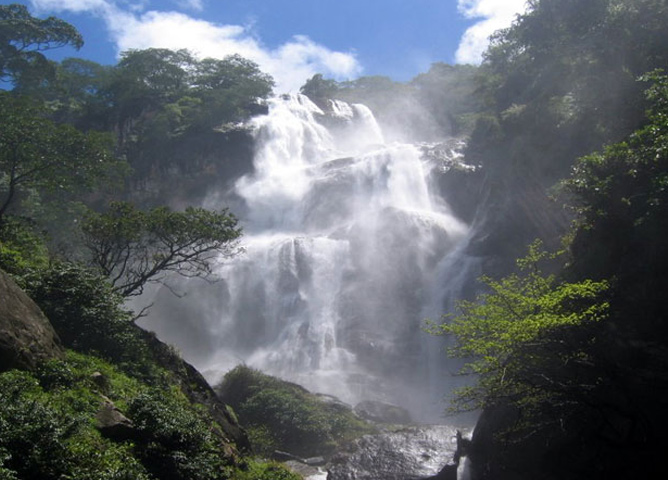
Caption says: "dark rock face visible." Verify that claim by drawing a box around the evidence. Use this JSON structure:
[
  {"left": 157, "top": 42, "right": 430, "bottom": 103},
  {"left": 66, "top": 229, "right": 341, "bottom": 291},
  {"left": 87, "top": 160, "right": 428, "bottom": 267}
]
[
  {"left": 128, "top": 128, "right": 256, "bottom": 210},
  {"left": 328, "top": 425, "right": 463, "bottom": 480},
  {"left": 466, "top": 404, "right": 531, "bottom": 480},
  {"left": 0, "top": 269, "right": 64, "bottom": 371},
  {"left": 469, "top": 392, "right": 668, "bottom": 480}
]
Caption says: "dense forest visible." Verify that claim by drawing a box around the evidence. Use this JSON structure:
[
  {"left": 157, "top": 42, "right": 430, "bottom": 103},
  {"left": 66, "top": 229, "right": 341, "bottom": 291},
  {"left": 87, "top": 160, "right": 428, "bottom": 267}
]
[{"left": 2, "top": 0, "right": 668, "bottom": 478}]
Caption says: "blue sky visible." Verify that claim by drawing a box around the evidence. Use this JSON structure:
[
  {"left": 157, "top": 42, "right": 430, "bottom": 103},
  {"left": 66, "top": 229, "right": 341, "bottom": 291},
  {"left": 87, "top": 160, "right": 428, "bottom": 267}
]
[{"left": 5, "top": 0, "right": 528, "bottom": 92}]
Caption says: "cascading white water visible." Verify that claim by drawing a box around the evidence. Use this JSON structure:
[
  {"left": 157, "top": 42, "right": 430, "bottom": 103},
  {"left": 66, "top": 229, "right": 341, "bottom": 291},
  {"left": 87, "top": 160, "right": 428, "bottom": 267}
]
[{"left": 147, "top": 94, "right": 476, "bottom": 422}]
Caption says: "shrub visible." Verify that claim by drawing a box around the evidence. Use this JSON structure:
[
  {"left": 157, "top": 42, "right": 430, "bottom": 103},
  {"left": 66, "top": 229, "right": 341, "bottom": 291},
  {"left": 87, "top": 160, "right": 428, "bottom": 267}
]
[
  {"left": 0, "top": 365, "right": 150, "bottom": 480},
  {"left": 217, "top": 366, "right": 375, "bottom": 457},
  {"left": 0, "top": 217, "right": 48, "bottom": 275},
  {"left": 21, "top": 262, "right": 152, "bottom": 374},
  {"left": 128, "top": 389, "right": 228, "bottom": 480},
  {"left": 226, "top": 459, "right": 302, "bottom": 480}
]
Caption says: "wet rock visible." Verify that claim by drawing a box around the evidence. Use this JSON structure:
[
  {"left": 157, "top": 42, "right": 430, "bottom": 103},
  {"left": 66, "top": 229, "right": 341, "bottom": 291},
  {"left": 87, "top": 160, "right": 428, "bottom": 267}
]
[
  {"left": 283, "top": 460, "right": 326, "bottom": 479},
  {"left": 0, "top": 269, "right": 64, "bottom": 371},
  {"left": 422, "top": 461, "right": 458, "bottom": 480},
  {"left": 96, "top": 397, "right": 135, "bottom": 441},
  {"left": 354, "top": 400, "right": 412, "bottom": 424},
  {"left": 328, "top": 425, "right": 465, "bottom": 480}
]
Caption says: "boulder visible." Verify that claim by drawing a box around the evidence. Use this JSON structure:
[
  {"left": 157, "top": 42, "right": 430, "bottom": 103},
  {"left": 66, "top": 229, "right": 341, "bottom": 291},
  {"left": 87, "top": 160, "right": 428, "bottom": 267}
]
[
  {"left": 96, "top": 396, "right": 135, "bottom": 441},
  {"left": 328, "top": 425, "right": 463, "bottom": 480},
  {"left": 0, "top": 269, "right": 64, "bottom": 371}
]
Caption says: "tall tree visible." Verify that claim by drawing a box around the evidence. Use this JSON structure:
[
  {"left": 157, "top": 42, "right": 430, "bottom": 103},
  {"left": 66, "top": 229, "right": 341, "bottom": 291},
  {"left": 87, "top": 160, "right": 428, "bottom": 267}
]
[
  {"left": 81, "top": 202, "right": 242, "bottom": 300},
  {"left": 430, "top": 242, "right": 609, "bottom": 415},
  {"left": 0, "top": 94, "right": 121, "bottom": 225},
  {"left": 0, "top": 3, "right": 83, "bottom": 87}
]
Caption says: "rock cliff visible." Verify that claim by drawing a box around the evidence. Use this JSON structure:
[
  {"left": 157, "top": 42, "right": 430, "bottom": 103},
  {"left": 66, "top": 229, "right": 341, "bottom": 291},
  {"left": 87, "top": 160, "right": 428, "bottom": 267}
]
[{"left": 0, "top": 269, "right": 64, "bottom": 371}]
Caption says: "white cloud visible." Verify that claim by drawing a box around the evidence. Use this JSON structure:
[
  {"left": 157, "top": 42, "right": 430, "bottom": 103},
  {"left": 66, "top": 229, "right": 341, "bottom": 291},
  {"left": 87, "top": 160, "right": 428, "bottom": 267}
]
[
  {"left": 31, "top": 0, "right": 109, "bottom": 12},
  {"left": 455, "top": 0, "right": 529, "bottom": 64},
  {"left": 29, "top": 0, "right": 361, "bottom": 93}
]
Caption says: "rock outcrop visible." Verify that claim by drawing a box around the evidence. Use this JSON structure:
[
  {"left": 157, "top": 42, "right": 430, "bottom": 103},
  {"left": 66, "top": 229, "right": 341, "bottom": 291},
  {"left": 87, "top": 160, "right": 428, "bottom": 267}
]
[
  {"left": 96, "top": 396, "right": 135, "bottom": 441},
  {"left": 0, "top": 269, "right": 64, "bottom": 371},
  {"left": 328, "top": 425, "right": 464, "bottom": 480}
]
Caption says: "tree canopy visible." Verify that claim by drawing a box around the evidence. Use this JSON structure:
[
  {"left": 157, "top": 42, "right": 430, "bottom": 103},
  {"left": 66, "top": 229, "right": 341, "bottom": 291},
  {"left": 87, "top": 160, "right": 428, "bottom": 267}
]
[
  {"left": 430, "top": 242, "right": 609, "bottom": 415},
  {"left": 0, "top": 4, "right": 83, "bottom": 87},
  {"left": 81, "top": 202, "right": 243, "bottom": 299},
  {"left": 0, "top": 93, "right": 122, "bottom": 224}
]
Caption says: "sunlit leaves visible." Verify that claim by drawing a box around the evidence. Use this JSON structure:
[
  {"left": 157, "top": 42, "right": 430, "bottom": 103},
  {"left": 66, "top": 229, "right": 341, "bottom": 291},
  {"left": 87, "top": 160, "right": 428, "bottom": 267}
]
[
  {"left": 0, "top": 4, "right": 82, "bottom": 87},
  {"left": 429, "top": 242, "right": 608, "bottom": 412}
]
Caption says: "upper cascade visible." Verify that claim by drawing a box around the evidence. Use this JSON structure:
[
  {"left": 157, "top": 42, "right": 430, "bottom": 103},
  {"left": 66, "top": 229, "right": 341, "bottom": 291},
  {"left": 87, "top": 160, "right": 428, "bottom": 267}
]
[{"left": 149, "top": 94, "right": 478, "bottom": 422}]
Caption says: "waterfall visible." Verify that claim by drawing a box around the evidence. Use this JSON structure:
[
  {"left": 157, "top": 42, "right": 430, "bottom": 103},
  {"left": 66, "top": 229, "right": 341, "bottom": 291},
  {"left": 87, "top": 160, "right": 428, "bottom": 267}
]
[{"left": 145, "top": 94, "right": 476, "bottom": 422}]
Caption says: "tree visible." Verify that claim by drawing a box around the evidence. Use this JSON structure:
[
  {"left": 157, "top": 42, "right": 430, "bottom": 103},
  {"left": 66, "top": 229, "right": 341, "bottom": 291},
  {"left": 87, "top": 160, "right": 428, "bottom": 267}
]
[
  {"left": 0, "top": 94, "right": 121, "bottom": 225},
  {"left": 100, "top": 48, "right": 273, "bottom": 179},
  {"left": 567, "top": 71, "right": 668, "bottom": 286},
  {"left": 300, "top": 73, "right": 339, "bottom": 108},
  {"left": 0, "top": 3, "right": 83, "bottom": 87},
  {"left": 190, "top": 54, "right": 274, "bottom": 129},
  {"left": 81, "top": 201, "right": 242, "bottom": 299},
  {"left": 429, "top": 242, "right": 609, "bottom": 414}
]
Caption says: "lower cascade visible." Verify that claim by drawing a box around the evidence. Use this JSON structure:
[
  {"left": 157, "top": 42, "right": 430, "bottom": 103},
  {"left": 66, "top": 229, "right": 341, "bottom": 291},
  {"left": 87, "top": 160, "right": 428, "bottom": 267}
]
[{"left": 145, "top": 94, "right": 478, "bottom": 423}]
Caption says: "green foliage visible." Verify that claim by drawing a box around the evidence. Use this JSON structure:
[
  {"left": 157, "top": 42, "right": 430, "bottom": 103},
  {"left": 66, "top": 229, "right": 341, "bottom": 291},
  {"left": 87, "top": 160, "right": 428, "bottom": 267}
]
[
  {"left": 565, "top": 70, "right": 668, "bottom": 330},
  {"left": 128, "top": 389, "right": 228, "bottom": 480},
  {"left": 0, "top": 370, "right": 72, "bottom": 479},
  {"left": 218, "top": 366, "right": 375, "bottom": 457},
  {"left": 0, "top": 93, "right": 125, "bottom": 224},
  {"left": 81, "top": 201, "right": 242, "bottom": 298},
  {"left": 108, "top": 48, "right": 197, "bottom": 127},
  {"left": 20, "top": 262, "right": 151, "bottom": 372},
  {"left": 410, "top": 63, "right": 482, "bottom": 135},
  {"left": 467, "top": 0, "right": 668, "bottom": 186},
  {"left": 0, "top": 216, "right": 48, "bottom": 274},
  {"left": 430, "top": 242, "right": 609, "bottom": 413},
  {"left": 300, "top": 73, "right": 339, "bottom": 108},
  {"left": 225, "top": 459, "right": 301, "bottom": 480},
  {"left": 102, "top": 48, "right": 273, "bottom": 179},
  {"left": 19, "top": 57, "right": 115, "bottom": 128},
  {"left": 0, "top": 351, "right": 303, "bottom": 479},
  {"left": 190, "top": 54, "right": 274, "bottom": 130},
  {"left": 0, "top": 3, "right": 82, "bottom": 87},
  {"left": 0, "top": 356, "right": 151, "bottom": 480}
]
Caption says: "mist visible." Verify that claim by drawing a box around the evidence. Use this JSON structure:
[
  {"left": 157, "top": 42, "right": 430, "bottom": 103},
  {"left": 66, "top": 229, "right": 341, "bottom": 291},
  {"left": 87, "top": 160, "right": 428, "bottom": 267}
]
[{"left": 140, "top": 90, "right": 480, "bottom": 423}]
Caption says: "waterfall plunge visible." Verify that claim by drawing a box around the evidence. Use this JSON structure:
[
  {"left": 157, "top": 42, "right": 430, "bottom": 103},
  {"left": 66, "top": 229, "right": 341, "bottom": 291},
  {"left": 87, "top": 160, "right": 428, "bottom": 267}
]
[{"left": 147, "top": 94, "right": 476, "bottom": 422}]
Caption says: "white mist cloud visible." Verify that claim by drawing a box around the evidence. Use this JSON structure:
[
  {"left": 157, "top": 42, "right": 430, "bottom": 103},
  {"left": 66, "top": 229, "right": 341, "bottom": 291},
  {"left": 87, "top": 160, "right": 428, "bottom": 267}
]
[
  {"left": 455, "top": 0, "right": 529, "bottom": 64},
  {"left": 29, "top": 0, "right": 361, "bottom": 93}
]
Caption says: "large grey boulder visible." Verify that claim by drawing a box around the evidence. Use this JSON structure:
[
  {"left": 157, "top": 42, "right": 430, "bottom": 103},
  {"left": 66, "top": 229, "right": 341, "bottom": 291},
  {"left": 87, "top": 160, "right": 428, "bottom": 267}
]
[
  {"left": 96, "top": 396, "right": 135, "bottom": 441},
  {"left": 0, "top": 269, "right": 64, "bottom": 371}
]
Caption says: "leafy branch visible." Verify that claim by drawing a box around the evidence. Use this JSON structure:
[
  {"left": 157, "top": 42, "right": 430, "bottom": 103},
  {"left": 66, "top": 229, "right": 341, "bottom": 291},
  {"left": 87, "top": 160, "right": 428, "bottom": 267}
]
[{"left": 81, "top": 201, "right": 243, "bottom": 299}]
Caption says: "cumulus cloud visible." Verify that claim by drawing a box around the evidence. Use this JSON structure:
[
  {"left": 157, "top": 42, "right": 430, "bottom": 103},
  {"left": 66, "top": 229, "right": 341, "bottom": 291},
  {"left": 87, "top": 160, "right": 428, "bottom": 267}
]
[
  {"left": 455, "top": 0, "right": 529, "bottom": 64},
  {"left": 29, "top": 0, "right": 361, "bottom": 92}
]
